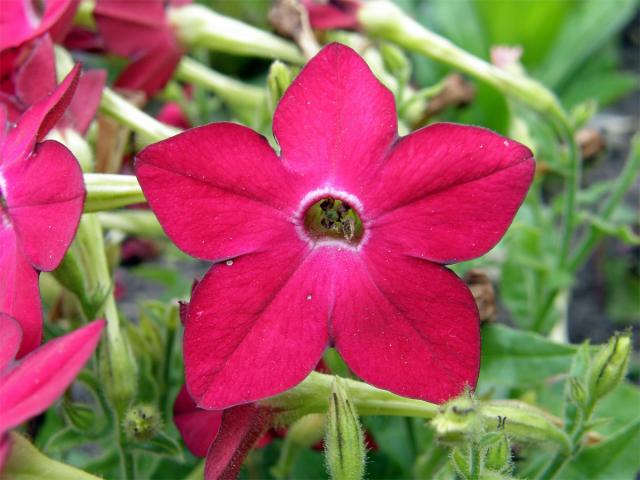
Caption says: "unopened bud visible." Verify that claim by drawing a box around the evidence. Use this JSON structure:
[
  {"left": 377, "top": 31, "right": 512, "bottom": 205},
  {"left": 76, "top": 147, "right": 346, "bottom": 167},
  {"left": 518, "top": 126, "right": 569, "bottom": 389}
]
[
  {"left": 431, "top": 392, "right": 480, "bottom": 444},
  {"left": 267, "top": 61, "right": 294, "bottom": 114},
  {"left": 568, "top": 378, "right": 587, "bottom": 408},
  {"left": 380, "top": 42, "right": 410, "bottom": 84},
  {"left": 124, "top": 404, "right": 162, "bottom": 441},
  {"left": 325, "top": 377, "right": 366, "bottom": 480},
  {"left": 589, "top": 332, "right": 631, "bottom": 400},
  {"left": 64, "top": 401, "right": 98, "bottom": 433},
  {"left": 482, "top": 431, "right": 511, "bottom": 473},
  {"left": 99, "top": 331, "right": 138, "bottom": 412}
]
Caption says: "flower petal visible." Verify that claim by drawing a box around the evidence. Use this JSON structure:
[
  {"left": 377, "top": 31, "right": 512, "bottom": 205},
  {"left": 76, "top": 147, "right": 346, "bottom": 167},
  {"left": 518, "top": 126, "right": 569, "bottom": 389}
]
[
  {"left": 184, "top": 243, "right": 330, "bottom": 409},
  {"left": 273, "top": 43, "right": 397, "bottom": 194},
  {"left": 94, "top": 0, "right": 170, "bottom": 57},
  {"left": 0, "top": 319, "right": 105, "bottom": 433},
  {"left": 62, "top": 69, "right": 107, "bottom": 134},
  {"left": 204, "top": 404, "right": 272, "bottom": 480},
  {"left": 14, "top": 36, "right": 57, "bottom": 109},
  {"left": 0, "top": 0, "right": 76, "bottom": 51},
  {"left": 135, "top": 122, "right": 304, "bottom": 262},
  {"left": 366, "top": 123, "right": 534, "bottom": 263},
  {"left": 0, "top": 314, "right": 22, "bottom": 372},
  {"left": 332, "top": 243, "right": 480, "bottom": 404},
  {"left": 114, "top": 39, "right": 182, "bottom": 96},
  {"left": 0, "top": 228, "right": 41, "bottom": 358},
  {"left": 6, "top": 64, "right": 80, "bottom": 160},
  {"left": 3, "top": 140, "right": 85, "bottom": 271},
  {"left": 173, "top": 384, "right": 222, "bottom": 458},
  {"left": 302, "top": 0, "right": 361, "bottom": 30}
]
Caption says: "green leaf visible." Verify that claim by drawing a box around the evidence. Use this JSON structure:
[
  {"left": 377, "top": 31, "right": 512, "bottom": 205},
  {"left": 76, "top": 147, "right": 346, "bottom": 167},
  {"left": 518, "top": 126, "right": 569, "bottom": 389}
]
[
  {"left": 562, "top": 419, "right": 640, "bottom": 480},
  {"left": 593, "top": 382, "right": 640, "bottom": 436},
  {"left": 4, "top": 432, "right": 100, "bottom": 480},
  {"left": 479, "top": 325, "right": 577, "bottom": 387},
  {"left": 580, "top": 213, "right": 640, "bottom": 245},
  {"left": 536, "top": 0, "right": 638, "bottom": 88}
]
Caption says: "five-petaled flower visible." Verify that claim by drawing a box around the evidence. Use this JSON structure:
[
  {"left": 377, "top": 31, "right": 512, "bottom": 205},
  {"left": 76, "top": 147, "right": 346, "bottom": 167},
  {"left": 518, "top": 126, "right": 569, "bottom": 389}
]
[
  {"left": 0, "top": 65, "right": 85, "bottom": 357},
  {"left": 136, "top": 43, "right": 534, "bottom": 409},
  {"left": 0, "top": 315, "right": 104, "bottom": 470}
]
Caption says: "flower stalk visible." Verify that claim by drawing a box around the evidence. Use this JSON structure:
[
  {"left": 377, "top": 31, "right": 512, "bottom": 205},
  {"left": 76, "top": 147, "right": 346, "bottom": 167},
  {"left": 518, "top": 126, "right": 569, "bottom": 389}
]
[
  {"left": 99, "top": 88, "right": 179, "bottom": 145},
  {"left": 169, "top": 4, "right": 305, "bottom": 65},
  {"left": 175, "top": 57, "right": 266, "bottom": 112},
  {"left": 357, "top": 0, "right": 568, "bottom": 129},
  {"left": 84, "top": 174, "right": 146, "bottom": 212}
]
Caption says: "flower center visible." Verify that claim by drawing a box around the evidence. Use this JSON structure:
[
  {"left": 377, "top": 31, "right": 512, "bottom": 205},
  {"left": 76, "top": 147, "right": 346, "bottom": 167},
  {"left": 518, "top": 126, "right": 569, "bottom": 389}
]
[{"left": 303, "top": 197, "right": 364, "bottom": 244}]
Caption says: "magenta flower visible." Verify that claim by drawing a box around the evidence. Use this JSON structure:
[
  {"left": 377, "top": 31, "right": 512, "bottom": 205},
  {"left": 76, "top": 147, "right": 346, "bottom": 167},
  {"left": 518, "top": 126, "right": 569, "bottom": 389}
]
[
  {"left": 0, "top": 0, "right": 79, "bottom": 81},
  {"left": 0, "top": 34, "right": 105, "bottom": 133},
  {"left": 93, "top": 0, "right": 190, "bottom": 96},
  {"left": 136, "top": 44, "right": 534, "bottom": 408},
  {"left": 0, "top": 315, "right": 105, "bottom": 470},
  {"left": 302, "top": 0, "right": 362, "bottom": 30},
  {"left": 0, "top": 65, "right": 85, "bottom": 357}
]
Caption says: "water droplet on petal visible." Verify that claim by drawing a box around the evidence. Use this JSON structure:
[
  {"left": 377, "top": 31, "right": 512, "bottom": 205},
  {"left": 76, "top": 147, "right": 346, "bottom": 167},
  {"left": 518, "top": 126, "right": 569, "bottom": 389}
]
[
  {"left": 306, "top": 294, "right": 312, "bottom": 301},
  {"left": 225, "top": 260, "right": 234, "bottom": 266}
]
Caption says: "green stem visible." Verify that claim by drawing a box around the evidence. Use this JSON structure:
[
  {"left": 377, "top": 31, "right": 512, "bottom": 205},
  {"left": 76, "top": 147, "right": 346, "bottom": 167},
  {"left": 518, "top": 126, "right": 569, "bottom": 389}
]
[
  {"left": 175, "top": 57, "right": 266, "bottom": 112},
  {"left": 357, "top": 1, "right": 568, "bottom": 126},
  {"left": 569, "top": 134, "right": 640, "bottom": 271},
  {"left": 469, "top": 442, "right": 481, "bottom": 480},
  {"left": 557, "top": 126, "right": 582, "bottom": 268},
  {"left": 97, "top": 211, "right": 164, "bottom": 237},
  {"left": 84, "top": 174, "right": 145, "bottom": 212},
  {"left": 100, "top": 87, "right": 179, "bottom": 145},
  {"left": 265, "top": 372, "right": 439, "bottom": 422},
  {"left": 169, "top": 4, "right": 305, "bottom": 65}
]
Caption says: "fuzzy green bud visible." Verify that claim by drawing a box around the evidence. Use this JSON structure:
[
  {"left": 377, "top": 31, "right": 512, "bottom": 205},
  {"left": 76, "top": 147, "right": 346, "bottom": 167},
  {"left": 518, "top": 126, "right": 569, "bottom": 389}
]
[
  {"left": 431, "top": 392, "right": 480, "bottom": 444},
  {"left": 123, "top": 404, "right": 162, "bottom": 442},
  {"left": 589, "top": 332, "right": 631, "bottom": 400},
  {"left": 450, "top": 447, "right": 471, "bottom": 478},
  {"left": 379, "top": 42, "right": 410, "bottom": 84},
  {"left": 325, "top": 378, "right": 366, "bottom": 480},
  {"left": 267, "top": 61, "right": 294, "bottom": 115},
  {"left": 482, "top": 431, "right": 511, "bottom": 473}
]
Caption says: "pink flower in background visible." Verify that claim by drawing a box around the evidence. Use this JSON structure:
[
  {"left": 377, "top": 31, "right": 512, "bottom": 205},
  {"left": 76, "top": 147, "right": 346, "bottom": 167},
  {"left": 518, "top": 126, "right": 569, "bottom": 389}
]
[
  {"left": 173, "top": 384, "right": 223, "bottom": 458},
  {"left": 94, "top": 0, "right": 190, "bottom": 96},
  {"left": 302, "top": 0, "right": 362, "bottom": 30},
  {"left": 0, "top": 34, "right": 105, "bottom": 133},
  {"left": 0, "top": 315, "right": 105, "bottom": 470},
  {"left": 0, "top": 65, "right": 85, "bottom": 357},
  {"left": 136, "top": 43, "right": 534, "bottom": 409},
  {"left": 0, "top": 0, "right": 79, "bottom": 73}
]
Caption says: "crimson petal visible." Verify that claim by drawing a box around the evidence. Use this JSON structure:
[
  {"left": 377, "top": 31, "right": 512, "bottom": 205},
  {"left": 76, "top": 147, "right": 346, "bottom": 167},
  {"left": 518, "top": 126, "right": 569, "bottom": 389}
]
[
  {"left": 0, "top": 315, "right": 22, "bottom": 372},
  {"left": 62, "top": 69, "right": 107, "bottom": 134},
  {"left": 332, "top": 241, "right": 480, "bottom": 404},
  {"left": 5, "top": 64, "right": 80, "bottom": 160},
  {"left": 273, "top": 43, "right": 397, "bottom": 195},
  {"left": 204, "top": 404, "right": 272, "bottom": 480},
  {"left": 184, "top": 243, "right": 330, "bottom": 409},
  {"left": 14, "top": 36, "right": 57, "bottom": 109},
  {"left": 0, "top": 228, "right": 41, "bottom": 358},
  {"left": 366, "top": 123, "right": 535, "bottom": 263},
  {"left": 2, "top": 140, "right": 85, "bottom": 271},
  {"left": 135, "top": 122, "right": 305, "bottom": 262},
  {"left": 173, "top": 384, "right": 222, "bottom": 458},
  {"left": 0, "top": 319, "right": 105, "bottom": 434}
]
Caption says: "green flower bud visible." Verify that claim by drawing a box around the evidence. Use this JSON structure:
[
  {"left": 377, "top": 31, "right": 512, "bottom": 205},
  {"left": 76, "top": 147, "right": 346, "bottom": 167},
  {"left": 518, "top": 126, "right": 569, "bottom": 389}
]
[
  {"left": 379, "top": 42, "right": 410, "bottom": 84},
  {"left": 64, "top": 401, "right": 98, "bottom": 433},
  {"left": 482, "top": 431, "right": 511, "bottom": 473},
  {"left": 589, "top": 332, "right": 631, "bottom": 401},
  {"left": 123, "top": 404, "right": 162, "bottom": 442},
  {"left": 99, "top": 331, "right": 138, "bottom": 412},
  {"left": 431, "top": 392, "right": 480, "bottom": 444},
  {"left": 325, "top": 378, "right": 366, "bottom": 480},
  {"left": 267, "top": 61, "right": 294, "bottom": 115}
]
